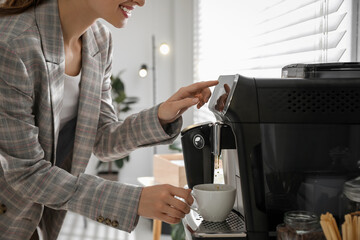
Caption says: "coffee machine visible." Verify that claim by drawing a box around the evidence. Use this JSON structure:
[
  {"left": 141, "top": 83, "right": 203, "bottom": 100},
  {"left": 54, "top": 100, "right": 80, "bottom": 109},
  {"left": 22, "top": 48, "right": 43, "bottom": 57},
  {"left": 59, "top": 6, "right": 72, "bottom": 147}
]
[{"left": 181, "top": 63, "right": 360, "bottom": 239}]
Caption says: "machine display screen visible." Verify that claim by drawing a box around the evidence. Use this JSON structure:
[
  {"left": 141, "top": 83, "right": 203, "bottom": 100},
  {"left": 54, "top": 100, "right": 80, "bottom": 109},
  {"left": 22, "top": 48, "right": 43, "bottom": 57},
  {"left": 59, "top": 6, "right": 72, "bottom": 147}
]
[{"left": 208, "top": 75, "right": 239, "bottom": 116}]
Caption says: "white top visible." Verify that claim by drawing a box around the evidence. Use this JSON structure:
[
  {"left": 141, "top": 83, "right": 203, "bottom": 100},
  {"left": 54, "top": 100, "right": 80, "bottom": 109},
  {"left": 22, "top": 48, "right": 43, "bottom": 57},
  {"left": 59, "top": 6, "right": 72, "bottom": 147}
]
[{"left": 60, "top": 72, "right": 81, "bottom": 130}]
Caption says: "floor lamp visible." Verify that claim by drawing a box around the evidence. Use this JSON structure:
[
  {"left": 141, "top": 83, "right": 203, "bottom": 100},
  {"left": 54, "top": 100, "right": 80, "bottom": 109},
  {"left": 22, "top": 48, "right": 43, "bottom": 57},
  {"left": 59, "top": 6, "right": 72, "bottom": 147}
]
[{"left": 138, "top": 35, "right": 170, "bottom": 154}]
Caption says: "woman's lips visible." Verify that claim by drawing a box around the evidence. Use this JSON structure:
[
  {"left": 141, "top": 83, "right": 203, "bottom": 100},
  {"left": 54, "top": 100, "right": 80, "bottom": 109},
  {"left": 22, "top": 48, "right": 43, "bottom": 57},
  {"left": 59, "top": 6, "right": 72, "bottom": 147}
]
[{"left": 119, "top": 5, "right": 133, "bottom": 18}]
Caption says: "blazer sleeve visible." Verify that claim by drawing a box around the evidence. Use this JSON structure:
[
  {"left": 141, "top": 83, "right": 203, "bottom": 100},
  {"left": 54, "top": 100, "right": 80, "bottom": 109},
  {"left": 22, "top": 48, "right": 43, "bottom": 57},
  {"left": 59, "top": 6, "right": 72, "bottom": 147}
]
[
  {"left": 93, "top": 31, "right": 182, "bottom": 162},
  {"left": 0, "top": 42, "right": 143, "bottom": 233}
]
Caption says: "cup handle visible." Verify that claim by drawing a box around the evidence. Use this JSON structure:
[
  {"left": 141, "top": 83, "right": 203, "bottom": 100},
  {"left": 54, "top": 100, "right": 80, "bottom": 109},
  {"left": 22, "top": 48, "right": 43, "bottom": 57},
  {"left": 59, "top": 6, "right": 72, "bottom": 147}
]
[{"left": 190, "top": 192, "right": 199, "bottom": 213}]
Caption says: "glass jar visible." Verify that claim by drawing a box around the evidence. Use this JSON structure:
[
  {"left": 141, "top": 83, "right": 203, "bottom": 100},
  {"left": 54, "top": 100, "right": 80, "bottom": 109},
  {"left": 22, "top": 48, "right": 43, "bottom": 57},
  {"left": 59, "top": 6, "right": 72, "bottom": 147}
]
[
  {"left": 343, "top": 177, "right": 360, "bottom": 214},
  {"left": 277, "top": 211, "right": 326, "bottom": 240}
]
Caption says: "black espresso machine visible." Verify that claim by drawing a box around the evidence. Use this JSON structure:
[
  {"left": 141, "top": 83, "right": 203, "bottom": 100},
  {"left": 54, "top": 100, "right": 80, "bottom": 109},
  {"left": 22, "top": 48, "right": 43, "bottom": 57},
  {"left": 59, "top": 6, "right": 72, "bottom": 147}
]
[{"left": 181, "top": 63, "right": 360, "bottom": 239}]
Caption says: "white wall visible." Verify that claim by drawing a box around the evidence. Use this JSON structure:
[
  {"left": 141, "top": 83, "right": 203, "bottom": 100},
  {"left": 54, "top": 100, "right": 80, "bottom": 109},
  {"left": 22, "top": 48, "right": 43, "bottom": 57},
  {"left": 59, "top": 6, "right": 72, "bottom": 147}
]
[
  {"left": 173, "top": 0, "right": 195, "bottom": 129},
  {"left": 87, "top": 0, "right": 194, "bottom": 185}
]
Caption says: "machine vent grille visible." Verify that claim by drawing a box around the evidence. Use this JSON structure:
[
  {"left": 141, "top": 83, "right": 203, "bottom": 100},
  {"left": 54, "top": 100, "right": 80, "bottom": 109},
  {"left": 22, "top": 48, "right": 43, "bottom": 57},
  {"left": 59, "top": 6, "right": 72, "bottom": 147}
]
[{"left": 267, "top": 89, "right": 360, "bottom": 113}]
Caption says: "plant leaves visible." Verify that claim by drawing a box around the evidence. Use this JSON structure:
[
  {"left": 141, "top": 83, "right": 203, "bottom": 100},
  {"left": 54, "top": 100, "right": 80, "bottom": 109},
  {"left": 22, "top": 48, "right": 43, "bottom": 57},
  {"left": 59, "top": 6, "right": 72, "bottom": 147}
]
[
  {"left": 120, "top": 106, "right": 131, "bottom": 112},
  {"left": 111, "top": 76, "right": 125, "bottom": 93},
  {"left": 114, "top": 156, "right": 129, "bottom": 169},
  {"left": 122, "top": 97, "right": 139, "bottom": 104},
  {"left": 169, "top": 142, "right": 182, "bottom": 152},
  {"left": 115, "top": 92, "right": 126, "bottom": 104},
  {"left": 115, "top": 159, "right": 124, "bottom": 169},
  {"left": 171, "top": 222, "right": 185, "bottom": 240}
]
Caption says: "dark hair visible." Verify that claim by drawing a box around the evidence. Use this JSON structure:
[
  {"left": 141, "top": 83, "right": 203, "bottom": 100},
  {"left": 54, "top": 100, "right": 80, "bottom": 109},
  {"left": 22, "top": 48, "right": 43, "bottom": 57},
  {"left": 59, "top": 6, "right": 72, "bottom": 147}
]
[{"left": 0, "top": 0, "right": 43, "bottom": 15}]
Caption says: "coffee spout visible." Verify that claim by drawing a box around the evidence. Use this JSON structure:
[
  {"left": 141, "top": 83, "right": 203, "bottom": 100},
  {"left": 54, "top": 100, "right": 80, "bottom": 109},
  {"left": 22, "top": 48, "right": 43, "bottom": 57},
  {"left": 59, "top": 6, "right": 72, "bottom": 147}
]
[
  {"left": 211, "top": 123, "right": 236, "bottom": 160},
  {"left": 212, "top": 122, "right": 222, "bottom": 158}
]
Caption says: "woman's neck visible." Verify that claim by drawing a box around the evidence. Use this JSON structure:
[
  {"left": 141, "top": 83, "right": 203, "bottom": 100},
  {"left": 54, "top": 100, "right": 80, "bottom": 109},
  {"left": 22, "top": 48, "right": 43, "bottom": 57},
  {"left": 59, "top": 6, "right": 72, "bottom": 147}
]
[{"left": 58, "top": 0, "right": 96, "bottom": 47}]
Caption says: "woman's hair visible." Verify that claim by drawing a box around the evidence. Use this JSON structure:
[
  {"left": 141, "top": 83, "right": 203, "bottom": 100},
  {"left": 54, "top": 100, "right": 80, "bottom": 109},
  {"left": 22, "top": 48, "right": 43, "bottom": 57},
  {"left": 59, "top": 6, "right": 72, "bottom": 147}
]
[{"left": 0, "top": 0, "right": 43, "bottom": 15}]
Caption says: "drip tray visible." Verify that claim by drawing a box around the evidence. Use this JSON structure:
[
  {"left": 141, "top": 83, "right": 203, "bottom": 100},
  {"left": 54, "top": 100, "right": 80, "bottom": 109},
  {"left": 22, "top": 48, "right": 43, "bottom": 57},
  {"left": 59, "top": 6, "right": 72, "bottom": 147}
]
[{"left": 183, "top": 210, "right": 247, "bottom": 239}]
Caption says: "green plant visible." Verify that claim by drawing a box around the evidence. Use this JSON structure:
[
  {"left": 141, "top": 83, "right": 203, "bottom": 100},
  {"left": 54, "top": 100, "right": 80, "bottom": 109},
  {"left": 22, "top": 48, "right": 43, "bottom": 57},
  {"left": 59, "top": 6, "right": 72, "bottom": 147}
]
[
  {"left": 168, "top": 141, "right": 182, "bottom": 152},
  {"left": 96, "top": 72, "right": 139, "bottom": 175},
  {"left": 171, "top": 222, "right": 186, "bottom": 240}
]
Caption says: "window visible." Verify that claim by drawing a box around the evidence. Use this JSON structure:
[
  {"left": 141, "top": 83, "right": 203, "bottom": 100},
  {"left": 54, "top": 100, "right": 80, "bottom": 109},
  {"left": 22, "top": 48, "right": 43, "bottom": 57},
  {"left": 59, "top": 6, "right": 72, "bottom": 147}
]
[{"left": 194, "top": 0, "right": 359, "bottom": 123}]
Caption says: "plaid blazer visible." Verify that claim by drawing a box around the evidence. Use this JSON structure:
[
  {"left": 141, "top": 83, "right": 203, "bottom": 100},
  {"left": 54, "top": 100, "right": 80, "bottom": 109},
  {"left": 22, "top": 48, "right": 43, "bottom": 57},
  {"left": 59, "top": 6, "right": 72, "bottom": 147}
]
[{"left": 0, "top": 1, "right": 182, "bottom": 239}]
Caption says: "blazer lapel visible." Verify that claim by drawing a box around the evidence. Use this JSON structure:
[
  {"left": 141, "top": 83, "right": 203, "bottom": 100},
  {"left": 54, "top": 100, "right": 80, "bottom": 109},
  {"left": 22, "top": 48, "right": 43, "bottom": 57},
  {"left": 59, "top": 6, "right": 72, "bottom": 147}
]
[
  {"left": 35, "top": 0, "right": 102, "bottom": 174},
  {"left": 71, "top": 27, "right": 102, "bottom": 176},
  {"left": 35, "top": 0, "right": 65, "bottom": 162}
]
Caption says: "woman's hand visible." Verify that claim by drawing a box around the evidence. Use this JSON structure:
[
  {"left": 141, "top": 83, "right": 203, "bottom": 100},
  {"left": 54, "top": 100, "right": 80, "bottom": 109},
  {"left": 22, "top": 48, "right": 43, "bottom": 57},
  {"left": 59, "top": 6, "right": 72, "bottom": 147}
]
[
  {"left": 158, "top": 80, "right": 219, "bottom": 125},
  {"left": 137, "top": 184, "right": 194, "bottom": 224}
]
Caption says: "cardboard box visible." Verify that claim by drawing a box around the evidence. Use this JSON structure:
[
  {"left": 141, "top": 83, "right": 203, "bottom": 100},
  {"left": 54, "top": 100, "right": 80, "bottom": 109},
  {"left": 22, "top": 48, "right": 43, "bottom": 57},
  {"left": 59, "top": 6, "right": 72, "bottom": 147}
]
[{"left": 153, "top": 153, "right": 187, "bottom": 187}]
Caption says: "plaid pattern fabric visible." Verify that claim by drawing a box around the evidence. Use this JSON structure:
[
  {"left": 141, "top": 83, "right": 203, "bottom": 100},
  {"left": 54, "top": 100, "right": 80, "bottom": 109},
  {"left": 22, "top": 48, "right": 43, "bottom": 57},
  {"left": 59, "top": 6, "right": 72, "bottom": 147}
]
[{"left": 0, "top": 1, "right": 182, "bottom": 239}]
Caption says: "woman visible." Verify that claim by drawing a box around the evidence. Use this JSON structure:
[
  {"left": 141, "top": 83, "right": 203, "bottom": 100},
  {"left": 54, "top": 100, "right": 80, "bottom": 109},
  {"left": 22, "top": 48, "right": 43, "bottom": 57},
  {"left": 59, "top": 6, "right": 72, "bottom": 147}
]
[{"left": 0, "top": 0, "right": 218, "bottom": 239}]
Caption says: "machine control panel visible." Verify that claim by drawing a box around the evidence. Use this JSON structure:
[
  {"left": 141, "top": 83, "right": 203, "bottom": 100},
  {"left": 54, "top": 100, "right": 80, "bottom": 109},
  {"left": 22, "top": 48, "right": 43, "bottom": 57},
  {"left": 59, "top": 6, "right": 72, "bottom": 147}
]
[{"left": 209, "top": 74, "right": 239, "bottom": 117}]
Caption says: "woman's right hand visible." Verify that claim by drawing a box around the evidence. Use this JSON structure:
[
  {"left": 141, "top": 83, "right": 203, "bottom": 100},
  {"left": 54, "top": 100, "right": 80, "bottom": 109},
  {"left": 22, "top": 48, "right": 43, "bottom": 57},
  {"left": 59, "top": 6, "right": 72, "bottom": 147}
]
[
  {"left": 137, "top": 184, "right": 194, "bottom": 224},
  {"left": 158, "top": 80, "right": 219, "bottom": 126}
]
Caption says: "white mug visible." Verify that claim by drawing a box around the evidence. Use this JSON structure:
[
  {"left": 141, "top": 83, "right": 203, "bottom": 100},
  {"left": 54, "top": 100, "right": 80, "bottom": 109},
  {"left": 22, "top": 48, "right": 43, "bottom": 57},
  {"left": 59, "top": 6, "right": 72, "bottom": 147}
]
[{"left": 190, "top": 183, "right": 236, "bottom": 222}]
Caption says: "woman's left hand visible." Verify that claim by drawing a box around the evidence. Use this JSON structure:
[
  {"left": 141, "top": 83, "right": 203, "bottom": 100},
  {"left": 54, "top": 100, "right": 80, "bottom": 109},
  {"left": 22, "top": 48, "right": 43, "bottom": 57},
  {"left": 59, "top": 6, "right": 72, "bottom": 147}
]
[{"left": 158, "top": 80, "right": 219, "bottom": 125}]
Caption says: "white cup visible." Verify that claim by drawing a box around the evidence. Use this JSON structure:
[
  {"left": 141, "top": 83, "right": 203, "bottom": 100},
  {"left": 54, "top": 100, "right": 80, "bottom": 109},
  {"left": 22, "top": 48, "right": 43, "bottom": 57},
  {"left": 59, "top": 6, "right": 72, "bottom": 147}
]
[{"left": 190, "top": 183, "right": 236, "bottom": 222}]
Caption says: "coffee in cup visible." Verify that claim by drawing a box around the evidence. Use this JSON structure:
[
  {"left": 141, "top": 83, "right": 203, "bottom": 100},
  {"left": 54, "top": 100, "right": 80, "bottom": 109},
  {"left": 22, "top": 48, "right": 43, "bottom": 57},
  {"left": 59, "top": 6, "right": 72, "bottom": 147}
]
[{"left": 191, "top": 183, "right": 236, "bottom": 222}]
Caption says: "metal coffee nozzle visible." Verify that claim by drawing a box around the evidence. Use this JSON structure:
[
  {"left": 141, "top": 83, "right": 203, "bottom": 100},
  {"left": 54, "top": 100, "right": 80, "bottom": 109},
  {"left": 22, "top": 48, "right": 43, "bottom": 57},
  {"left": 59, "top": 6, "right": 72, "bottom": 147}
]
[{"left": 212, "top": 122, "right": 222, "bottom": 158}]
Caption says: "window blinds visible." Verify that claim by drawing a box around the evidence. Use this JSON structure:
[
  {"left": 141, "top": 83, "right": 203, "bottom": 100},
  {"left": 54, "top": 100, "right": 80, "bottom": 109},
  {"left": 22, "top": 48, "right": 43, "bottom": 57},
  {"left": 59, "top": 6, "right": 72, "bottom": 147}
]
[{"left": 193, "top": 0, "right": 358, "bottom": 123}]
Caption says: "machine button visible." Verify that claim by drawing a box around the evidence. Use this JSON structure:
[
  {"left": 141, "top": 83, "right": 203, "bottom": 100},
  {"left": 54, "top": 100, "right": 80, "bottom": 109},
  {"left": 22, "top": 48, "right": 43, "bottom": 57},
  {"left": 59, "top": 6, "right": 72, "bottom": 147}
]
[{"left": 193, "top": 134, "right": 205, "bottom": 149}]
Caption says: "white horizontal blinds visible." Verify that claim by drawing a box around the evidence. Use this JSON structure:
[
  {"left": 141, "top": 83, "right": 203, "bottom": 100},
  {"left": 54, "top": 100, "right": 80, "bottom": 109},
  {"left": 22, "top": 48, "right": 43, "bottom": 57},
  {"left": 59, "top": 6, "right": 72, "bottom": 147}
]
[
  {"left": 239, "top": 0, "right": 353, "bottom": 77},
  {"left": 193, "top": 0, "right": 355, "bottom": 123},
  {"left": 328, "top": 0, "right": 357, "bottom": 61}
]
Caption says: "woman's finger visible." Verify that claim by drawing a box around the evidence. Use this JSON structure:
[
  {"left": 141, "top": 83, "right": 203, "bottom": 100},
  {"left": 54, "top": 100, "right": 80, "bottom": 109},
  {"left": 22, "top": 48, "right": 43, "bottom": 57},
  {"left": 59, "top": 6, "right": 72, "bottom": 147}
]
[
  {"left": 165, "top": 196, "right": 190, "bottom": 215},
  {"left": 188, "top": 80, "right": 219, "bottom": 93},
  {"left": 161, "top": 204, "right": 187, "bottom": 219},
  {"left": 175, "top": 97, "right": 200, "bottom": 110},
  {"left": 172, "top": 80, "right": 218, "bottom": 100},
  {"left": 199, "top": 87, "right": 212, "bottom": 101},
  {"left": 169, "top": 187, "right": 193, "bottom": 206},
  {"left": 159, "top": 213, "right": 181, "bottom": 225},
  {"left": 158, "top": 98, "right": 199, "bottom": 124}
]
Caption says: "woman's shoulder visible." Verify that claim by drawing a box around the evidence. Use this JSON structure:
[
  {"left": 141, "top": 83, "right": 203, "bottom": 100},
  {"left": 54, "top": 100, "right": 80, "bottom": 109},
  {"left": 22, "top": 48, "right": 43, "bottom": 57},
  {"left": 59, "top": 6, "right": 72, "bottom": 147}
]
[
  {"left": 0, "top": 10, "right": 42, "bottom": 68},
  {"left": 0, "top": 9, "right": 36, "bottom": 44},
  {"left": 91, "top": 20, "right": 112, "bottom": 44},
  {"left": 89, "top": 20, "right": 113, "bottom": 57}
]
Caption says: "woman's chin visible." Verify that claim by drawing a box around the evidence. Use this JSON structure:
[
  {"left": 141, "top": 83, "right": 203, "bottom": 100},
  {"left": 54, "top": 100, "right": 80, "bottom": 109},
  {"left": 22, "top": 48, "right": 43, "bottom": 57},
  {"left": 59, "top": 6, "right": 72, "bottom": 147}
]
[{"left": 108, "top": 18, "right": 128, "bottom": 29}]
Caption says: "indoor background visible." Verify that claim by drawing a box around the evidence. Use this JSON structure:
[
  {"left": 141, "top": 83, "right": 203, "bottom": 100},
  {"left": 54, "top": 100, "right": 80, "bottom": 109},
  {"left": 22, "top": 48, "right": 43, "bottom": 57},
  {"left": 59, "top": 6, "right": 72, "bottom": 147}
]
[{"left": 55, "top": 0, "right": 360, "bottom": 239}]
